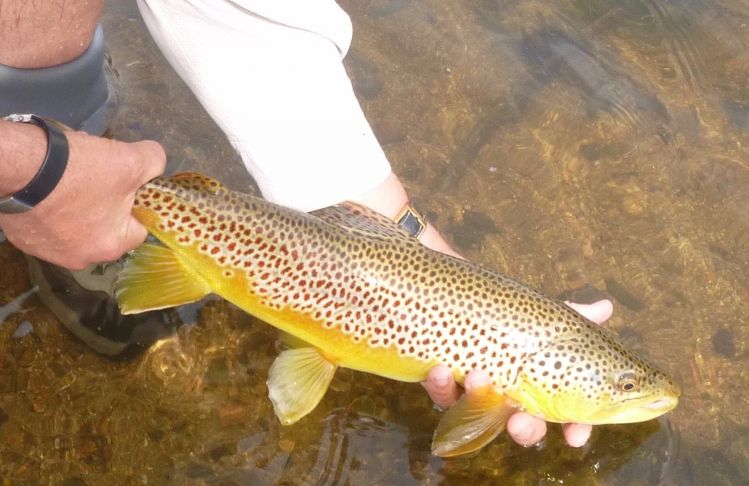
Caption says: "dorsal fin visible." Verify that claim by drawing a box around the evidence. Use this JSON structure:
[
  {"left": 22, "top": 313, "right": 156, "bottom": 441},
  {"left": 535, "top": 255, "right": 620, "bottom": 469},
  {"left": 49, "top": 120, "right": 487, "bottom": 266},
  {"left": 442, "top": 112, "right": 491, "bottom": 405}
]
[
  {"left": 143, "top": 172, "right": 224, "bottom": 199},
  {"left": 311, "top": 202, "right": 418, "bottom": 244}
]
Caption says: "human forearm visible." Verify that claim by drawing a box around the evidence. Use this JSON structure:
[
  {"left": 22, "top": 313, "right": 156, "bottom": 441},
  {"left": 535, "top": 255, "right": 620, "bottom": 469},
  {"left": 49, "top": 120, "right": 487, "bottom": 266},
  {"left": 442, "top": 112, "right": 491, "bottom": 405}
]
[
  {"left": 0, "top": 120, "right": 47, "bottom": 195},
  {"left": 0, "top": 0, "right": 103, "bottom": 68}
]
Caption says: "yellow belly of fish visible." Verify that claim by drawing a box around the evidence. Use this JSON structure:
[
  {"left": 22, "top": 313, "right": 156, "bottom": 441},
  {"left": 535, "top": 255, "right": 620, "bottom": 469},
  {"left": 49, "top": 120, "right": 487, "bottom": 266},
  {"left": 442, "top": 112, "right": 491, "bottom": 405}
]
[{"left": 142, "top": 221, "right": 437, "bottom": 383}]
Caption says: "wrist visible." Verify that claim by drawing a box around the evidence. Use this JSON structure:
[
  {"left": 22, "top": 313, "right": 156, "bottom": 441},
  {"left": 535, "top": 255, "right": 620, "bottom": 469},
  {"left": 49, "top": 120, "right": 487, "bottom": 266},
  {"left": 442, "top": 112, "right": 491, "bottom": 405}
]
[
  {"left": 348, "top": 172, "right": 462, "bottom": 259},
  {"left": 0, "top": 119, "right": 47, "bottom": 195},
  {"left": 348, "top": 172, "right": 409, "bottom": 220}
]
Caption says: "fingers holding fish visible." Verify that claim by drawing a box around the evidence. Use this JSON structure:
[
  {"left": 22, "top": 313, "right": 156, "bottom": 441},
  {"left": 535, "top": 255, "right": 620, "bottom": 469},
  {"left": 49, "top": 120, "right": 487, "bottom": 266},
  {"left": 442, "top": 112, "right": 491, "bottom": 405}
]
[
  {"left": 507, "top": 412, "right": 547, "bottom": 447},
  {"left": 422, "top": 365, "right": 461, "bottom": 408},
  {"left": 562, "top": 422, "right": 592, "bottom": 448},
  {"left": 565, "top": 299, "right": 614, "bottom": 325}
]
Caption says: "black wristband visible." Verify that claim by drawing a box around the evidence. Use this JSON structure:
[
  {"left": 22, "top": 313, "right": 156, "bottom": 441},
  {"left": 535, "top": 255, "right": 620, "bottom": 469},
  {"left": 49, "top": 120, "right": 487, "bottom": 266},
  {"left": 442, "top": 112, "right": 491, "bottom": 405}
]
[{"left": 0, "top": 114, "right": 69, "bottom": 214}]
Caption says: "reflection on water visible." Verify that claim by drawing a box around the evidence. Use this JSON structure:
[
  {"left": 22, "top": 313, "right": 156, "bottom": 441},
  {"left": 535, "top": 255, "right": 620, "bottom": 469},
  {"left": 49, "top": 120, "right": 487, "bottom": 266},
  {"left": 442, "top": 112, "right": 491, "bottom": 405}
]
[{"left": 2, "top": 0, "right": 749, "bottom": 483}]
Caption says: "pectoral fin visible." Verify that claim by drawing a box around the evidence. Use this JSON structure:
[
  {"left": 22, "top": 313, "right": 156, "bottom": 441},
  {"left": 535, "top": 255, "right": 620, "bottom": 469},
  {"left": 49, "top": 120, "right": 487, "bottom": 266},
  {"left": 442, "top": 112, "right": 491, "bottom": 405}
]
[
  {"left": 115, "top": 243, "right": 211, "bottom": 314},
  {"left": 432, "top": 387, "right": 518, "bottom": 457},
  {"left": 267, "top": 347, "right": 338, "bottom": 425}
]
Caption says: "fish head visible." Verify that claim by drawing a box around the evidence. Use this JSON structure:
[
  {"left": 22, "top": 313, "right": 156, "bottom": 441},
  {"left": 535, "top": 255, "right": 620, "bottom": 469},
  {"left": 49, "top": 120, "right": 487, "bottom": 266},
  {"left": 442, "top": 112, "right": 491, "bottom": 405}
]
[{"left": 508, "top": 323, "right": 680, "bottom": 425}]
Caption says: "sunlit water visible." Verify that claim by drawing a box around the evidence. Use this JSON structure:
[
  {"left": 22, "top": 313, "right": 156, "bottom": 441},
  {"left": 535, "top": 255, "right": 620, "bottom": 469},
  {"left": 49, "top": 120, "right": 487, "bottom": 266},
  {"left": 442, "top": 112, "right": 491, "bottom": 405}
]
[{"left": 2, "top": 0, "right": 748, "bottom": 484}]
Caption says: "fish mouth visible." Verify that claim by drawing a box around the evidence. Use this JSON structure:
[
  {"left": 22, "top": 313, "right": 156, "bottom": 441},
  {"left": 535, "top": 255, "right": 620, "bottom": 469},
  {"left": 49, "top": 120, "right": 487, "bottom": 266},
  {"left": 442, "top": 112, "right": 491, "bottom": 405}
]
[
  {"left": 598, "top": 394, "right": 679, "bottom": 424},
  {"left": 644, "top": 396, "right": 678, "bottom": 410}
]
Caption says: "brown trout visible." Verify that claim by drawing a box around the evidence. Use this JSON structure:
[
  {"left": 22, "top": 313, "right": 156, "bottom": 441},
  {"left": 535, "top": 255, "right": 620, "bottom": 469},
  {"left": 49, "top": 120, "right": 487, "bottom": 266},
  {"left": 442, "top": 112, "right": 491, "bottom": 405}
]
[{"left": 115, "top": 173, "right": 680, "bottom": 456}]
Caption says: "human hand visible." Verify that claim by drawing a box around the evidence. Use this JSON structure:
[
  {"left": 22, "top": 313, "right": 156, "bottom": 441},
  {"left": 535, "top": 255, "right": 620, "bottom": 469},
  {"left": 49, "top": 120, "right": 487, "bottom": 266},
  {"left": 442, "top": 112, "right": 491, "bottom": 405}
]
[
  {"left": 0, "top": 129, "right": 166, "bottom": 270},
  {"left": 422, "top": 299, "right": 614, "bottom": 448}
]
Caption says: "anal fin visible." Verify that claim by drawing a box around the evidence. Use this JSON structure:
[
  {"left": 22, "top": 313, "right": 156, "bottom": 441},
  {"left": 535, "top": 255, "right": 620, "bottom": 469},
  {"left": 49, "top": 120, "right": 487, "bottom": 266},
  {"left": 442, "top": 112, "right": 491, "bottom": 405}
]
[
  {"left": 432, "top": 386, "right": 518, "bottom": 457},
  {"left": 115, "top": 243, "right": 211, "bottom": 314},
  {"left": 267, "top": 347, "right": 338, "bottom": 425}
]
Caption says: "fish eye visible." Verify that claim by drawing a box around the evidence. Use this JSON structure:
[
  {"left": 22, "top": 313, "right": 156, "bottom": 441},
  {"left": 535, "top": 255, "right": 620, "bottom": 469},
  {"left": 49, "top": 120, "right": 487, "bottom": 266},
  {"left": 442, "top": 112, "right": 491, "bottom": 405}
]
[{"left": 617, "top": 372, "right": 639, "bottom": 392}]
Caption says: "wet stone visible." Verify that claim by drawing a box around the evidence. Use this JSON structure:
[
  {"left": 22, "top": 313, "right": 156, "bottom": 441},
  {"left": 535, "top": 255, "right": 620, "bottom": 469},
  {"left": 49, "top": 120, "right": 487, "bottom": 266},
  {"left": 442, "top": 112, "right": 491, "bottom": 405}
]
[
  {"left": 604, "top": 278, "right": 646, "bottom": 312},
  {"left": 727, "top": 434, "right": 749, "bottom": 481},
  {"left": 209, "top": 443, "right": 235, "bottom": 461},
  {"left": 557, "top": 284, "right": 609, "bottom": 304},
  {"left": 711, "top": 328, "right": 736, "bottom": 359},
  {"left": 363, "top": 0, "right": 409, "bottom": 18},
  {"left": 617, "top": 326, "right": 645, "bottom": 350},
  {"left": 345, "top": 53, "right": 383, "bottom": 100},
  {"left": 448, "top": 210, "right": 501, "bottom": 251},
  {"left": 184, "top": 463, "right": 214, "bottom": 479},
  {"left": 722, "top": 98, "right": 749, "bottom": 129},
  {"left": 278, "top": 439, "right": 296, "bottom": 453},
  {"left": 61, "top": 477, "right": 88, "bottom": 486}
]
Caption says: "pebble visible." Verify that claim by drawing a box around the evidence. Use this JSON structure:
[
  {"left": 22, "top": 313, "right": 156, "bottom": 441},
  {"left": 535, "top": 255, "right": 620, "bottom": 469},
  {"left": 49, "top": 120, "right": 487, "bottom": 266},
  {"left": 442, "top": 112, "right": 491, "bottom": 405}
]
[
  {"left": 278, "top": 439, "right": 295, "bottom": 453},
  {"left": 12, "top": 321, "right": 33, "bottom": 339}
]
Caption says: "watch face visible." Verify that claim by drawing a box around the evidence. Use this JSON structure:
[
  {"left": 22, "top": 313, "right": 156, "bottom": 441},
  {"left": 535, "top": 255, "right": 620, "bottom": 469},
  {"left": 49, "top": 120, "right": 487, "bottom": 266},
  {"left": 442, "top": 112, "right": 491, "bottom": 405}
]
[{"left": 397, "top": 207, "right": 427, "bottom": 238}]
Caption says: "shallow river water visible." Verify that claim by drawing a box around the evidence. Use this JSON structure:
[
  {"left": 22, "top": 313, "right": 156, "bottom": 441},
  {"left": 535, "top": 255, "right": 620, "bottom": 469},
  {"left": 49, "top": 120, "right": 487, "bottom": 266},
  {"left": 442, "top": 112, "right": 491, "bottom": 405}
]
[{"left": 1, "top": 1, "right": 749, "bottom": 484}]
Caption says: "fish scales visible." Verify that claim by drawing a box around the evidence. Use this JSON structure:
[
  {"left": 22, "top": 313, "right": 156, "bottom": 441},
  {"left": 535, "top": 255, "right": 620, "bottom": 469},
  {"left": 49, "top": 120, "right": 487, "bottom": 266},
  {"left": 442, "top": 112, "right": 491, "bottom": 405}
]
[
  {"left": 118, "top": 173, "right": 679, "bottom": 456},
  {"left": 135, "top": 175, "right": 576, "bottom": 384}
]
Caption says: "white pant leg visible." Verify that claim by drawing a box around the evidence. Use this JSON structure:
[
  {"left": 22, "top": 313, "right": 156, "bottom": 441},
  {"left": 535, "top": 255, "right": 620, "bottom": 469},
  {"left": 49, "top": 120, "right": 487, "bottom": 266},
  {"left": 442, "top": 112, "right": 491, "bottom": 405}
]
[{"left": 136, "top": 0, "right": 392, "bottom": 211}]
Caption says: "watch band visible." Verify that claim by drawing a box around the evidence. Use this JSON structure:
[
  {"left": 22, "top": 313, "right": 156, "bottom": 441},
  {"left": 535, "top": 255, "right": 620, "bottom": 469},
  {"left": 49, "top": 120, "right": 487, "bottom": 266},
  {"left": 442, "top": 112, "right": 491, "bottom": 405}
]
[
  {"left": 395, "top": 203, "right": 427, "bottom": 238},
  {"left": 0, "top": 114, "right": 69, "bottom": 214}
]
